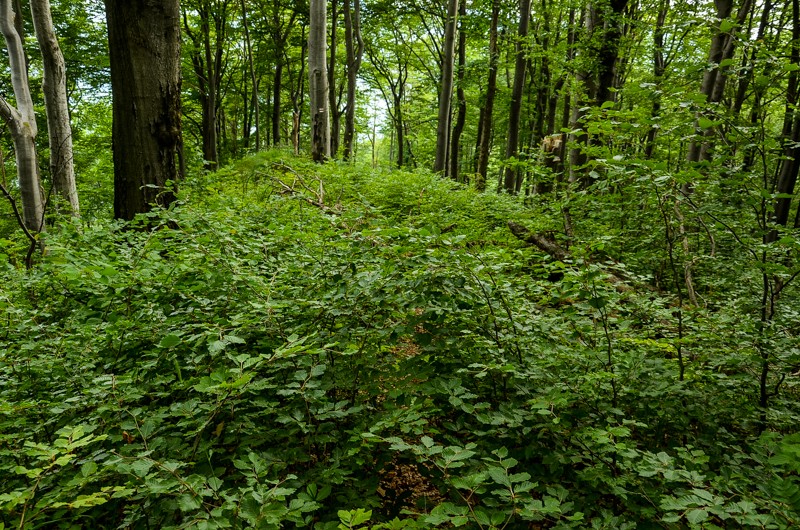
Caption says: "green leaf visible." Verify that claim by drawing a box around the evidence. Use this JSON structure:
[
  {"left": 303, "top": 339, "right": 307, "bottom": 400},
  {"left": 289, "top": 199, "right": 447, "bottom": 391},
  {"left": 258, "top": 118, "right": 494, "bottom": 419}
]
[
  {"left": 159, "top": 333, "right": 182, "bottom": 348},
  {"left": 686, "top": 508, "right": 709, "bottom": 524}
]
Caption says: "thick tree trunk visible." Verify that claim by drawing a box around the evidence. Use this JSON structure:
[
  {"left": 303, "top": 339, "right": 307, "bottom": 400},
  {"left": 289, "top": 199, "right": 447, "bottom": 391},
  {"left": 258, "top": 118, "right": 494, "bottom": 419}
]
[
  {"left": 595, "top": 0, "right": 629, "bottom": 106},
  {"left": 433, "top": 0, "right": 459, "bottom": 175},
  {"left": 30, "top": 0, "right": 78, "bottom": 215},
  {"left": 475, "top": 0, "right": 499, "bottom": 191},
  {"left": 309, "top": 0, "right": 330, "bottom": 161},
  {"left": 0, "top": 0, "right": 44, "bottom": 232},
  {"left": 105, "top": 0, "right": 183, "bottom": 221},
  {"left": 503, "top": 0, "right": 532, "bottom": 193},
  {"left": 343, "top": 0, "right": 363, "bottom": 160}
]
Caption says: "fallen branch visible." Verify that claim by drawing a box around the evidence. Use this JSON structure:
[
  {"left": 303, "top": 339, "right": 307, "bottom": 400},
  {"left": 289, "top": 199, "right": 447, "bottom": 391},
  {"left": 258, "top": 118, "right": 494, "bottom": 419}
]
[
  {"left": 507, "top": 221, "right": 655, "bottom": 293},
  {"left": 507, "top": 221, "right": 569, "bottom": 261}
]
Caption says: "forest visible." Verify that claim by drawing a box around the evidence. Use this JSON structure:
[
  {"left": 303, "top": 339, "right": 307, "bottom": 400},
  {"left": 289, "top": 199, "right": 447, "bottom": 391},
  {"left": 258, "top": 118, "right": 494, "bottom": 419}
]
[{"left": 1, "top": 0, "right": 800, "bottom": 528}]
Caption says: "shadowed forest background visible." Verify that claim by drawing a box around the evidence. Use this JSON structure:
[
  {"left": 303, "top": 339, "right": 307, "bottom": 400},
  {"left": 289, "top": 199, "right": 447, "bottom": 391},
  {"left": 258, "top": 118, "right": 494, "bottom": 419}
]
[{"left": 1, "top": 0, "right": 800, "bottom": 528}]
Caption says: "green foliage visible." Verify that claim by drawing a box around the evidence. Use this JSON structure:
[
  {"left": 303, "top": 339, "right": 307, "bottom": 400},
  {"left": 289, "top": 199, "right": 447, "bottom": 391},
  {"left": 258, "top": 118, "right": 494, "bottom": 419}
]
[{"left": 1, "top": 154, "right": 799, "bottom": 528}]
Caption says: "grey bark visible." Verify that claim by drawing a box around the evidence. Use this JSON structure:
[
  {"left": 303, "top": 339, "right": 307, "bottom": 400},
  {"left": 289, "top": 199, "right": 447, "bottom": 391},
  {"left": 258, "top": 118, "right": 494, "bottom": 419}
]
[
  {"left": 104, "top": 0, "right": 183, "bottom": 220},
  {"left": 309, "top": 0, "right": 330, "bottom": 161},
  {"left": 0, "top": 0, "right": 44, "bottom": 232},
  {"left": 30, "top": 0, "right": 78, "bottom": 215}
]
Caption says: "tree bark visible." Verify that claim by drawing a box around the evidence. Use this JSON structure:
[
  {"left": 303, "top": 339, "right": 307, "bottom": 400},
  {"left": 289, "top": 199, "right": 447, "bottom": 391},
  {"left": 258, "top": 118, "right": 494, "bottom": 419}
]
[
  {"left": 30, "top": 0, "right": 78, "bottom": 215},
  {"left": 503, "top": 0, "right": 532, "bottom": 193},
  {"left": 309, "top": 0, "right": 330, "bottom": 161},
  {"left": 328, "top": 0, "right": 340, "bottom": 158},
  {"left": 475, "top": 0, "right": 500, "bottom": 191},
  {"left": 0, "top": 0, "right": 44, "bottom": 232},
  {"left": 433, "top": 0, "right": 459, "bottom": 175},
  {"left": 183, "top": 0, "right": 227, "bottom": 170},
  {"left": 240, "top": 0, "right": 259, "bottom": 151},
  {"left": 105, "top": 0, "right": 183, "bottom": 221},
  {"left": 448, "top": 0, "right": 467, "bottom": 182},
  {"left": 343, "top": 0, "right": 363, "bottom": 160},
  {"left": 767, "top": 0, "right": 800, "bottom": 242}
]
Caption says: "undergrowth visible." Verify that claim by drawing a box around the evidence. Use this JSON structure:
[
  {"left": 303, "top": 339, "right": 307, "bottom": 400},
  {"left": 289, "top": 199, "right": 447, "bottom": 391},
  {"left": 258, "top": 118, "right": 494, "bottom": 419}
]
[{"left": 1, "top": 152, "right": 799, "bottom": 529}]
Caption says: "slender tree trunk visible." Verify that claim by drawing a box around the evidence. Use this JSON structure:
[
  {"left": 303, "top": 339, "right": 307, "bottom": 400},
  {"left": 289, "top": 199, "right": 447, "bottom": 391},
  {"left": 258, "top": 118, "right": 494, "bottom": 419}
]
[
  {"left": 30, "top": 0, "right": 77, "bottom": 215},
  {"left": 394, "top": 93, "right": 404, "bottom": 168},
  {"left": 448, "top": 0, "right": 467, "bottom": 182},
  {"left": 687, "top": 0, "right": 752, "bottom": 165},
  {"left": 475, "top": 0, "right": 499, "bottom": 191},
  {"left": 343, "top": 0, "right": 363, "bottom": 160},
  {"left": 503, "top": 0, "right": 532, "bottom": 193},
  {"left": 644, "top": 0, "right": 667, "bottom": 159},
  {"left": 433, "top": 0, "right": 459, "bottom": 175},
  {"left": 0, "top": 0, "right": 43, "bottom": 232},
  {"left": 273, "top": 58, "right": 283, "bottom": 146},
  {"left": 309, "top": 0, "right": 330, "bottom": 161},
  {"left": 240, "top": 0, "right": 259, "bottom": 150},
  {"left": 290, "top": 29, "right": 308, "bottom": 155},
  {"left": 767, "top": 0, "right": 800, "bottom": 241},
  {"left": 183, "top": 1, "right": 224, "bottom": 170},
  {"left": 105, "top": 0, "right": 183, "bottom": 220},
  {"left": 329, "top": 0, "right": 340, "bottom": 158}
]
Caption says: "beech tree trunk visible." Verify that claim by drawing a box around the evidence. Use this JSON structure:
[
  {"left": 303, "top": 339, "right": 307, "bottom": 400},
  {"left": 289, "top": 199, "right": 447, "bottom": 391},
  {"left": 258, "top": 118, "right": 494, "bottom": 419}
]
[
  {"left": 105, "top": 0, "right": 183, "bottom": 220},
  {"left": 503, "top": 0, "right": 531, "bottom": 193},
  {"left": 433, "top": 0, "right": 458, "bottom": 175},
  {"left": 309, "top": 0, "right": 330, "bottom": 161},
  {"left": 0, "top": 0, "right": 44, "bottom": 232},
  {"left": 30, "top": 0, "right": 78, "bottom": 215},
  {"left": 475, "top": 0, "right": 499, "bottom": 191},
  {"left": 343, "top": 0, "right": 363, "bottom": 160}
]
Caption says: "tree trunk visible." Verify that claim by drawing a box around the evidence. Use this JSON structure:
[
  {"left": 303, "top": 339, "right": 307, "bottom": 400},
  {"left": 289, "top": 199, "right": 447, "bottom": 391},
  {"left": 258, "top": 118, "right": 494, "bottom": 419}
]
[
  {"left": 503, "top": 0, "right": 531, "bottom": 193},
  {"left": 104, "top": 0, "right": 183, "bottom": 221},
  {"left": 448, "top": 0, "right": 467, "bottom": 182},
  {"left": 475, "top": 0, "right": 500, "bottom": 191},
  {"left": 433, "top": 0, "right": 458, "bottom": 175},
  {"left": 767, "top": 0, "right": 800, "bottom": 242},
  {"left": 343, "top": 0, "right": 363, "bottom": 160},
  {"left": 0, "top": 0, "right": 43, "bottom": 232},
  {"left": 309, "top": 0, "right": 330, "bottom": 161},
  {"left": 644, "top": 0, "right": 667, "bottom": 160},
  {"left": 687, "top": 0, "right": 752, "bottom": 165},
  {"left": 183, "top": 0, "right": 227, "bottom": 170},
  {"left": 30, "top": 0, "right": 78, "bottom": 215},
  {"left": 329, "top": 0, "right": 340, "bottom": 158},
  {"left": 240, "top": 0, "right": 259, "bottom": 150}
]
